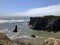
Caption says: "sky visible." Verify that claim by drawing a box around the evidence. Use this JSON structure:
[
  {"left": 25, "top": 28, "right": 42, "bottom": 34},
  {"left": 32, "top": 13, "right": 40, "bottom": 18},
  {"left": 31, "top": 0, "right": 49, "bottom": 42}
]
[{"left": 0, "top": 0, "right": 60, "bottom": 16}]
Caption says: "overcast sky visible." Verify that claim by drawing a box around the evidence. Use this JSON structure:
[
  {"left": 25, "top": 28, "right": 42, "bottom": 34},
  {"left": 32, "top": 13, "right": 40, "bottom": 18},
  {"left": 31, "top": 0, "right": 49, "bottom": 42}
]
[{"left": 0, "top": 0, "right": 60, "bottom": 16}]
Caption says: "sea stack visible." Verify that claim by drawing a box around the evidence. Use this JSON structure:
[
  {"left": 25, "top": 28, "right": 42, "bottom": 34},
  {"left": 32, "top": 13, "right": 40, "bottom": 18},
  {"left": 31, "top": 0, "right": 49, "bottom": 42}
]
[{"left": 13, "top": 25, "right": 17, "bottom": 32}]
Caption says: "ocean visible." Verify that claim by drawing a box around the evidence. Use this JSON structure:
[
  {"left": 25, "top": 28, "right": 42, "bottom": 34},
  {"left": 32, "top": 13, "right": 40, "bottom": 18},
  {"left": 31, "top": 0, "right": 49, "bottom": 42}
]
[{"left": 0, "top": 16, "right": 32, "bottom": 39}]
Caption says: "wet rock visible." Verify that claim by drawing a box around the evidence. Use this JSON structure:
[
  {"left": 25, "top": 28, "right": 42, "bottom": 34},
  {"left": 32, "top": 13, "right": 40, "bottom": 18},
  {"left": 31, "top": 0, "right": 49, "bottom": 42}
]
[
  {"left": 13, "top": 25, "right": 17, "bottom": 32},
  {"left": 31, "top": 35, "right": 36, "bottom": 38}
]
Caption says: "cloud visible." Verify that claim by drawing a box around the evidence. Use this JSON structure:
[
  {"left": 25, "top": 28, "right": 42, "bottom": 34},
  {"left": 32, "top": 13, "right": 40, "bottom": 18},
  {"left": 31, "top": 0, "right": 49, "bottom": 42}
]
[{"left": 10, "top": 3, "right": 60, "bottom": 16}]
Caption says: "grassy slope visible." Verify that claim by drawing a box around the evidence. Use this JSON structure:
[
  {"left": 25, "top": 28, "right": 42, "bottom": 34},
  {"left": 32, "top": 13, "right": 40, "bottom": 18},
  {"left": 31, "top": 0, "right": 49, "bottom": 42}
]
[{"left": 32, "top": 30, "right": 60, "bottom": 39}]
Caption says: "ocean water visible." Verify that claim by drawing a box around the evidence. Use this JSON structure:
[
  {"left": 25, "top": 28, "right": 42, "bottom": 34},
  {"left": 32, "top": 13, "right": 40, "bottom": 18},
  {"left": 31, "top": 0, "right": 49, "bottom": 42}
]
[{"left": 0, "top": 16, "right": 32, "bottom": 39}]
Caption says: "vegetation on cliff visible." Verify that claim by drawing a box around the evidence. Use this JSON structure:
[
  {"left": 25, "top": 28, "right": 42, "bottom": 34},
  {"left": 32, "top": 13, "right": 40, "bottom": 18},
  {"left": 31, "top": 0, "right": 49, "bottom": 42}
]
[{"left": 29, "top": 15, "right": 60, "bottom": 32}]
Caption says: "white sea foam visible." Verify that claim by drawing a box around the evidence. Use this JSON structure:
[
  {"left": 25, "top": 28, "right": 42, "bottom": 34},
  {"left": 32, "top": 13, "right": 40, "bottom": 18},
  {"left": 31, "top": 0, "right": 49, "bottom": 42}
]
[
  {"left": 0, "top": 29, "right": 10, "bottom": 33},
  {"left": 0, "top": 28, "right": 31, "bottom": 40},
  {"left": 0, "top": 29, "right": 41, "bottom": 39},
  {"left": 0, "top": 29, "right": 44, "bottom": 40},
  {"left": 10, "top": 35, "right": 32, "bottom": 40},
  {"left": 0, "top": 19, "right": 25, "bottom": 23}
]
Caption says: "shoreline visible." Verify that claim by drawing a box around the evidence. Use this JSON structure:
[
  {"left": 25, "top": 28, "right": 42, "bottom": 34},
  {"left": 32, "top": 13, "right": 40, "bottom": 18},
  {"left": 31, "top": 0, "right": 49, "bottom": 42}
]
[{"left": 0, "top": 32, "right": 60, "bottom": 45}]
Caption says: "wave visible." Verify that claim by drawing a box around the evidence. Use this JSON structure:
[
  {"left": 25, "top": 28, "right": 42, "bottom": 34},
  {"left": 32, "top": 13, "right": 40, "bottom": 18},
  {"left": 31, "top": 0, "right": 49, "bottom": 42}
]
[
  {"left": 0, "top": 19, "right": 25, "bottom": 23},
  {"left": 10, "top": 34, "right": 32, "bottom": 40},
  {"left": 0, "top": 29, "right": 44, "bottom": 40}
]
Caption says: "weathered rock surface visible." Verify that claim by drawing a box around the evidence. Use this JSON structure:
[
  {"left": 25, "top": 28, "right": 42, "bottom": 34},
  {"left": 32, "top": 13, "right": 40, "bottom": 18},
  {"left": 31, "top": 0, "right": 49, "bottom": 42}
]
[
  {"left": 43, "top": 38, "right": 60, "bottom": 45},
  {"left": 0, "top": 33, "right": 10, "bottom": 40},
  {"left": 0, "top": 33, "right": 21, "bottom": 45},
  {"left": 29, "top": 15, "right": 60, "bottom": 32}
]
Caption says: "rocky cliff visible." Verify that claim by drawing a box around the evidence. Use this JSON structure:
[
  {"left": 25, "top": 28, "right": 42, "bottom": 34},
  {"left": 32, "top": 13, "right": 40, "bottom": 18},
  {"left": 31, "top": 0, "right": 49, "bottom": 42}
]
[
  {"left": 29, "top": 15, "right": 60, "bottom": 32},
  {"left": 0, "top": 33, "right": 21, "bottom": 45}
]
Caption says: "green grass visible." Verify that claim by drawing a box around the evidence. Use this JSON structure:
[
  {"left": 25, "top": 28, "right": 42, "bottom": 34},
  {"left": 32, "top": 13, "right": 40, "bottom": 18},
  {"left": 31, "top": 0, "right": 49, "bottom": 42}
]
[{"left": 31, "top": 30, "right": 60, "bottom": 39}]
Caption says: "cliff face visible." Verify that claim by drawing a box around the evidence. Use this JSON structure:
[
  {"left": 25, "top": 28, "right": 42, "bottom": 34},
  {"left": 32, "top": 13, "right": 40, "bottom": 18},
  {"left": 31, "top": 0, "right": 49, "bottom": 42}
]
[{"left": 29, "top": 15, "right": 60, "bottom": 32}]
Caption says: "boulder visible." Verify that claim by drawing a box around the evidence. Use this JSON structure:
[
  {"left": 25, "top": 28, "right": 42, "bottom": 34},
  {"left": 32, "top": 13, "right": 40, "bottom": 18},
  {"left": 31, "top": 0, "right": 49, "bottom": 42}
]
[{"left": 31, "top": 35, "right": 36, "bottom": 38}]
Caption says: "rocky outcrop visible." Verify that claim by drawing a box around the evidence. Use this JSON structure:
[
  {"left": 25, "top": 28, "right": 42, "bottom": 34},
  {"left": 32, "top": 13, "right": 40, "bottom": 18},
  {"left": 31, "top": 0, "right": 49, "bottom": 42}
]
[
  {"left": 31, "top": 35, "right": 36, "bottom": 38},
  {"left": 13, "top": 25, "right": 18, "bottom": 32},
  {"left": 43, "top": 38, "right": 60, "bottom": 45},
  {"left": 0, "top": 33, "right": 10, "bottom": 40},
  {"left": 29, "top": 15, "right": 60, "bottom": 32},
  {"left": 0, "top": 33, "right": 21, "bottom": 45},
  {"left": 29, "top": 17, "right": 48, "bottom": 30}
]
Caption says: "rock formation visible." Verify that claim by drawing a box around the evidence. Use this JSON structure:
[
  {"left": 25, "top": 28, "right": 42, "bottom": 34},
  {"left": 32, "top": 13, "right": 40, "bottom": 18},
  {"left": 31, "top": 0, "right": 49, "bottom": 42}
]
[
  {"left": 0, "top": 33, "right": 10, "bottom": 40},
  {"left": 43, "top": 38, "right": 60, "bottom": 45},
  {"left": 0, "top": 33, "right": 21, "bottom": 45},
  {"left": 29, "top": 15, "right": 60, "bottom": 32},
  {"left": 13, "top": 25, "right": 17, "bottom": 32},
  {"left": 31, "top": 35, "right": 36, "bottom": 38}
]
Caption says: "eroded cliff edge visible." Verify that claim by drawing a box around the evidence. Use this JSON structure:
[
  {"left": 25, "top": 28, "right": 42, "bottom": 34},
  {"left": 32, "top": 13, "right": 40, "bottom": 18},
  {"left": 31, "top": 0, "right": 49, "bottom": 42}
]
[{"left": 29, "top": 15, "right": 60, "bottom": 32}]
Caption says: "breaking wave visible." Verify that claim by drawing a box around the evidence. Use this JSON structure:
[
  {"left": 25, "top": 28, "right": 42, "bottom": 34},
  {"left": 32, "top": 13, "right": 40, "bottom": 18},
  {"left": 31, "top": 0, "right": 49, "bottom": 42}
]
[{"left": 0, "top": 19, "right": 25, "bottom": 23}]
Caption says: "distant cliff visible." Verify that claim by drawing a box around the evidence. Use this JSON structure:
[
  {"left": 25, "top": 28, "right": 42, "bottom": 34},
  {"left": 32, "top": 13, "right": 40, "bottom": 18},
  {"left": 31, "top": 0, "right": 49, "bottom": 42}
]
[{"left": 29, "top": 15, "right": 60, "bottom": 32}]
